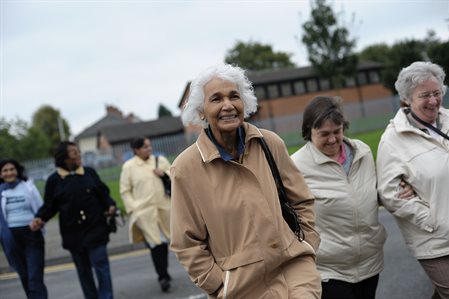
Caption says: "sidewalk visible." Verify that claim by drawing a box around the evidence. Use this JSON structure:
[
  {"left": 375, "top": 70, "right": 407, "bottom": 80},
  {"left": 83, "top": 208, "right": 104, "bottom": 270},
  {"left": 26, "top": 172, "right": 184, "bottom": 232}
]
[{"left": 0, "top": 217, "right": 144, "bottom": 274}]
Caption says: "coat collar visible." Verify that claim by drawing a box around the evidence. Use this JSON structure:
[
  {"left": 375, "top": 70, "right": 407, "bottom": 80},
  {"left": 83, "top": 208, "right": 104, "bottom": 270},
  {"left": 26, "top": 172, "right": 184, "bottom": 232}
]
[
  {"left": 305, "top": 137, "right": 369, "bottom": 166},
  {"left": 133, "top": 155, "right": 153, "bottom": 166},
  {"left": 392, "top": 108, "right": 449, "bottom": 139},
  {"left": 195, "top": 122, "right": 263, "bottom": 163},
  {"left": 57, "top": 166, "right": 85, "bottom": 178}
]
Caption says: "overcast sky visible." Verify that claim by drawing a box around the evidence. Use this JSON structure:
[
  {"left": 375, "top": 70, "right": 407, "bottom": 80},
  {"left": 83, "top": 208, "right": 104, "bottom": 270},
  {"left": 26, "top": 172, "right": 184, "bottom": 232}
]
[{"left": 1, "top": 0, "right": 448, "bottom": 136}]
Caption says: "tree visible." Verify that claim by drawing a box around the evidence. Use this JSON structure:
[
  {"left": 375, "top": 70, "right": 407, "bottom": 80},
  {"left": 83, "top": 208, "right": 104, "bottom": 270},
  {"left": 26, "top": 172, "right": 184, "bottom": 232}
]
[
  {"left": 225, "top": 40, "right": 295, "bottom": 71},
  {"left": 358, "top": 38, "right": 435, "bottom": 93},
  {"left": 302, "top": 0, "right": 358, "bottom": 89},
  {"left": 158, "top": 104, "right": 173, "bottom": 117},
  {"left": 0, "top": 117, "right": 52, "bottom": 161},
  {"left": 32, "top": 105, "right": 71, "bottom": 154},
  {"left": 428, "top": 40, "right": 449, "bottom": 85},
  {"left": 359, "top": 44, "right": 391, "bottom": 65},
  {"left": 0, "top": 118, "right": 18, "bottom": 159},
  {"left": 19, "top": 127, "right": 52, "bottom": 160}
]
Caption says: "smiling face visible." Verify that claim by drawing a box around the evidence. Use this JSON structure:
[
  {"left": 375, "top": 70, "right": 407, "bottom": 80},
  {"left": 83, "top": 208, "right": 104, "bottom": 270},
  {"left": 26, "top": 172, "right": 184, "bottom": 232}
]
[
  {"left": 202, "top": 77, "right": 244, "bottom": 140},
  {"left": 409, "top": 78, "right": 442, "bottom": 123},
  {"left": 0, "top": 163, "right": 18, "bottom": 183},
  {"left": 311, "top": 119, "right": 344, "bottom": 160}
]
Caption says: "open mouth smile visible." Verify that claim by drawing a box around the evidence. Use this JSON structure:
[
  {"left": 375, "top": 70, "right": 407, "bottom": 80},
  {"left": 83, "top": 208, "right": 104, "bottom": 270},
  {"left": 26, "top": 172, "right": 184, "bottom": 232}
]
[{"left": 219, "top": 115, "right": 238, "bottom": 121}]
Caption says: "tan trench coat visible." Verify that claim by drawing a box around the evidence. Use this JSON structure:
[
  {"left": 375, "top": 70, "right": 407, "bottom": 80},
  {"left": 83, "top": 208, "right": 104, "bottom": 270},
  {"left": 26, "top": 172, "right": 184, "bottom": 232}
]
[
  {"left": 170, "top": 123, "right": 320, "bottom": 298},
  {"left": 120, "top": 155, "right": 171, "bottom": 245}
]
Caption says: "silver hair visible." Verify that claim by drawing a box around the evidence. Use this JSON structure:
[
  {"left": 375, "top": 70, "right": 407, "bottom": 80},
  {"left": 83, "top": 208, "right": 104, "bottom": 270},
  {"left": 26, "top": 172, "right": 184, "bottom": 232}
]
[
  {"left": 395, "top": 61, "right": 447, "bottom": 103},
  {"left": 181, "top": 63, "right": 258, "bottom": 128}
]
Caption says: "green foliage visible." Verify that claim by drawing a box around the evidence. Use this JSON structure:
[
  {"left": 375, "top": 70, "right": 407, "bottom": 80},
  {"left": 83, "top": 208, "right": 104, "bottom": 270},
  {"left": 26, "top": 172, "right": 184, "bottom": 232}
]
[
  {"left": 428, "top": 40, "right": 449, "bottom": 86},
  {"left": 359, "top": 40, "right": 425, "bottom": 93},
  {"left": 358, "top": 31, "right": 449, "bottom": 93},
  {"left": 20, "top": 127, "right": 52, "bottom": 159},
  {"left": 302, "top": 0, "right": 358, "bottom": 88},
  {"left": 32, "top": 105, "right": 71, "bottom": 154},
  {"left": 225, "top": 40, "right": 295, "bottom": 71},
  {"left": 0, "top": 119, "right": 18, "bottom": 158},
  {"left": 358, "top": 44, "right": 391, "bottom": 64},
  {"left": 383, "top": 40, "right": 425, "bottom": 92},
  {"left": 0, "top": 117, "right": 51, "bottom": 160},
  {"left": 158, "top": 104, "right": 173, "bottom": 117}
]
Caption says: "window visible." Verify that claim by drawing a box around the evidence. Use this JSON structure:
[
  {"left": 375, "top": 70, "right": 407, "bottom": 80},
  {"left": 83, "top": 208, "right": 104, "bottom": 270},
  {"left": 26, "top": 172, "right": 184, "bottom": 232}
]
[
  {"left": 254, "top": 86, "right": 266, "bottom": 99},
  {"left": 357, "top": 72, "right": 367, "bottom": 85},
  {"left": 294, "top": 81, "right": 305, "bottom": 94},
  {"left": 319, "top": 78, "right": 331, "bottom": 90},
  {"left": 281, "top": 82, "right": 293, "bottom": 97},
  {"left": 267, "top": 84, "right": 279, "bottom": 98},
  {"left": 345, "top": 77, "right": 356, "bottom": 87},
  {"left": 306, "top": 79, "right": 318, "bottom": 92},
  {"left": 369, "top": 70, "right": 380, "bottom": 83}
]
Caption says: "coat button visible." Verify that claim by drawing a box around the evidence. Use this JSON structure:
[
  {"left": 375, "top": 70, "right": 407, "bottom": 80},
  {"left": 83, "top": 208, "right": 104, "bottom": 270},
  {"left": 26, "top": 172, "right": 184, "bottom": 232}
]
[
  {"left": 80, "top": 210, "right": 84, "bottom": 215},
  {"left": 270, "top": 243, "right": 278, "bottom": 249}
]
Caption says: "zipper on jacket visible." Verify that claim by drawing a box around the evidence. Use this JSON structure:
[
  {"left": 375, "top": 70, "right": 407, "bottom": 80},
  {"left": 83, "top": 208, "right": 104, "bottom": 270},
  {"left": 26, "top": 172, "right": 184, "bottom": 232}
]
[{"left": 223, "top": 270, "right": 230, "bottom": 299}]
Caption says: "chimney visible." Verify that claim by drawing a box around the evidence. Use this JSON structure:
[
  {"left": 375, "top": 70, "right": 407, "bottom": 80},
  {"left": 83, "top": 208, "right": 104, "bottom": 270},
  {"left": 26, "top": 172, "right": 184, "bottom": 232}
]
[{"left": 106, "top": 105, "right": 123, "bottom": 118}]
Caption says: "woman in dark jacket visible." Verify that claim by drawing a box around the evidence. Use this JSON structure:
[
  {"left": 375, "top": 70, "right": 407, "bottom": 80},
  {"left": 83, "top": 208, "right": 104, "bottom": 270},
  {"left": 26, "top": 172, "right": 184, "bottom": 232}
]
[{"left": 30, "top": 141, "right": 116, "bottom": 299}]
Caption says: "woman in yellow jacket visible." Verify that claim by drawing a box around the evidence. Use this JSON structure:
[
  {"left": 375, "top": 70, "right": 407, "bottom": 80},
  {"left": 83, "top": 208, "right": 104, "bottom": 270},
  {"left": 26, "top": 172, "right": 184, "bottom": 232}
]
[{"left": 119, "top": 137, "right": 172, "bottom": 292}]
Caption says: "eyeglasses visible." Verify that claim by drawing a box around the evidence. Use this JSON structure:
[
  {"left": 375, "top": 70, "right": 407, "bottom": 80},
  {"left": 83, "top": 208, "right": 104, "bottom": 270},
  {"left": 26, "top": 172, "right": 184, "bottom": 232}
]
[{"left": 417, "top": 90, "right": 442, "bottom": 100}]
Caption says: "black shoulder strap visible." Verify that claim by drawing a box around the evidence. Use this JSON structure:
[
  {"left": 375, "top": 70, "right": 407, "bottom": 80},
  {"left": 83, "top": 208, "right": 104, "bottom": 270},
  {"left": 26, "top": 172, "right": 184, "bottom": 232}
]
[
  {"left": 409, "top": 109, "right": 449, "bottom": 141},
  {"left": 257, "top": 137, "right": 288, "bottom": 204}
]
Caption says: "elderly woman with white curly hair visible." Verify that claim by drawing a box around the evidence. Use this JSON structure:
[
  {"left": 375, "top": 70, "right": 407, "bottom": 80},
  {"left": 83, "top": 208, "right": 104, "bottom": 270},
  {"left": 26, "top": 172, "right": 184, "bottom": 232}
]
[
  {"left": 170, "top": 63, "right": 321, "bottom": 298},
  {"left": 377, "top": 61, "right": 449, "bottom": 298}
]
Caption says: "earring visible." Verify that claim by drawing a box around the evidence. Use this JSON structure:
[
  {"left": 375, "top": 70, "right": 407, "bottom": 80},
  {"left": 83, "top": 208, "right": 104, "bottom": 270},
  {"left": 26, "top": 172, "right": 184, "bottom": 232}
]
[{"left": 200, "top": 115, "right": 205, "bottom": 120}]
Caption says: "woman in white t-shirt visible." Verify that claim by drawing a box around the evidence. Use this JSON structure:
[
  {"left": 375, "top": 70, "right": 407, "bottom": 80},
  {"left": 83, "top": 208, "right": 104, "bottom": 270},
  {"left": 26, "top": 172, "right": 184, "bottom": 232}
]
[{"left": 0, "top": 158, "right": 47, "bottom": 299}]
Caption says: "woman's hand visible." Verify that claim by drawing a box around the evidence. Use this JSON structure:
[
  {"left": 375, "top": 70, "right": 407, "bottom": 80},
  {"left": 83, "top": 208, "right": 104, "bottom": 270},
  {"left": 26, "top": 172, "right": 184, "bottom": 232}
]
[
  {"left": 106, "top": 205, "right": 117, "bottom": 216},
  {"left": 153, "top": 168, "right": 165, "bottom": 177},
  {"left": 398, "top": 180, "right": 415, "bottom": 200},
  {"left": 29, "top": 217, "right": 44, "bottom": 231}
]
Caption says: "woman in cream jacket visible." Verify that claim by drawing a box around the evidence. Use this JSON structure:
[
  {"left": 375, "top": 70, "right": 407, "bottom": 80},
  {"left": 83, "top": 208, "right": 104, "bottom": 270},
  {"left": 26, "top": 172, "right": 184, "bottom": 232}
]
[
  {"left": 120, "top": 137, "right": 172, "bottom": 292},
  {"left": 291, "top": 96, "right": 413, "bottom": 299},
  {"left": 377, "top": 61, "right": 449, "bottom": 298}
]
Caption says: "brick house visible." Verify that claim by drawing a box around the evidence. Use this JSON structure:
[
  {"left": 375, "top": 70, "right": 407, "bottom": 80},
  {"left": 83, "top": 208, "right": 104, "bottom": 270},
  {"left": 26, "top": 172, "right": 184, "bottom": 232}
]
[
  {"left": 75, "top": 105, "right": 184, "bottom": 163},
  {"left": 178, "top": 61, "right": 393, "bottom": 140}
]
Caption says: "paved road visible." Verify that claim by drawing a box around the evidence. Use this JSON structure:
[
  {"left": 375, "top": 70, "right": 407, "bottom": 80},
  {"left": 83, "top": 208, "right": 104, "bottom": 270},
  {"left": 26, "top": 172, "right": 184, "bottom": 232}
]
[{"left": 0, "top": 210, "right": 433, "bottom": 298}]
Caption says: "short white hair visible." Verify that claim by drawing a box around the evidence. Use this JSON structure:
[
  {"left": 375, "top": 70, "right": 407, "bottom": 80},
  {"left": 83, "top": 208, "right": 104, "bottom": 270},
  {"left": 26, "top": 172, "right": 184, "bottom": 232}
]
[
  {"left": 395, "top": 61, "right": 447, "bottom": 103},
  {"left": 181, "top": 64, "right": 258, "bottom": 128}
]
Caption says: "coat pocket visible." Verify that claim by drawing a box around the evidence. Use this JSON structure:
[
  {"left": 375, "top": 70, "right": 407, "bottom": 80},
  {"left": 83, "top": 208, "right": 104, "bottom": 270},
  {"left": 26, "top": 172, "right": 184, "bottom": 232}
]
[{"left": 215, "top": 248, "right": 265, "bottom": 298}]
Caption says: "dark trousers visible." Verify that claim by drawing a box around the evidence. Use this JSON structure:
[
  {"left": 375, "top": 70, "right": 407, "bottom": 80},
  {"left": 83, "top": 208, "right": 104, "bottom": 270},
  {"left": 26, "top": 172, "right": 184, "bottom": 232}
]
[
  {"left": 321, "top": 274, "right": 379, "bottom": 299},
  {"left": 70, "top": 245, "right": 113, "bottom": 299},
  {"left": 145, "top": 242, "right": 170, "bottom": 281},
  {"left": 10, "top": 226, "right": 48, "bottom": 299}
]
